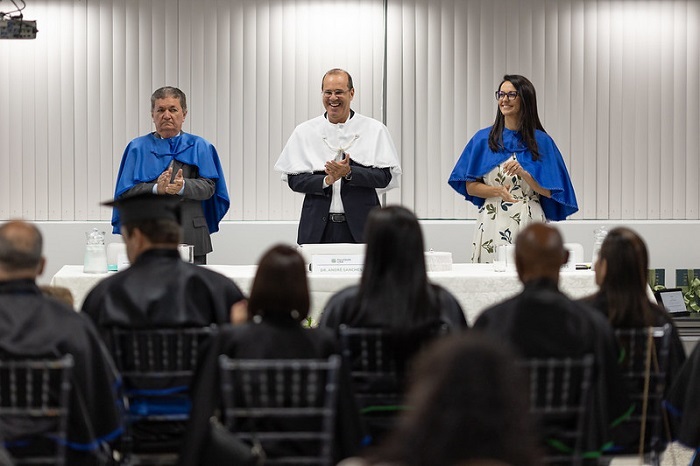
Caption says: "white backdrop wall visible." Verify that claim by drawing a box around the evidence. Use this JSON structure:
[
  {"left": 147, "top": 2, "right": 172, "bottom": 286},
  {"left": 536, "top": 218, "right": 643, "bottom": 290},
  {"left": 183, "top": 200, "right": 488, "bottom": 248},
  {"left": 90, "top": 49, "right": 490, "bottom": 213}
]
[
  {"left": 1, "top": 0, "right": 700, "bottom": 223},
  {"left": 386, "top": 0, "right": 700, "bottom": 220}
]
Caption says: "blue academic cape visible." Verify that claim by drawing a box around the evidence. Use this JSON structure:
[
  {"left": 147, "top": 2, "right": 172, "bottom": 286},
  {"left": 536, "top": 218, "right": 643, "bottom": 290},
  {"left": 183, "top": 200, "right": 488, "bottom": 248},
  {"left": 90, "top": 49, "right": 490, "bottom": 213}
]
[
  {"left": 448, "top": 127, "right": 578, "bottom": 221},
  {"left": 112, "top": 132, "right": 230, "bottom": 234}
]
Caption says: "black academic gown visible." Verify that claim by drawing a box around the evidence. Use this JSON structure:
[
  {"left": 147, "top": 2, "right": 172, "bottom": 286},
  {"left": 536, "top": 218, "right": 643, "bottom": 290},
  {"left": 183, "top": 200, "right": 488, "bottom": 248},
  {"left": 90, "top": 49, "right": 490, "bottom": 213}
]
[
  {"left": 580, "top": 292, "right": 687, "bottom": 452},
  {"left": 177, "top": 317, "right": 364, "bottom": 466},
  {"left": 0, "top": 279, "right": 122, "bottom": 466},
  {"left": 81, "top": 248, "right": 245, "bottom": 452},
  {"left": 81, "top": 248, "right": 245, "bottom": 341},
  {"left": 667, "top": 341, "right": 700, "bottom": 449},
  {"left": 320, "top": 284, "right": 468, "bottom": 331},
  {"left": 581, "top": 293, "right": 687, "bottom": 395},
  {"left": 473, "top": 278, "right": 632, "bottom": 459},
  {"left": 320, "top": 284, "right": 468, "bottom": 446}
]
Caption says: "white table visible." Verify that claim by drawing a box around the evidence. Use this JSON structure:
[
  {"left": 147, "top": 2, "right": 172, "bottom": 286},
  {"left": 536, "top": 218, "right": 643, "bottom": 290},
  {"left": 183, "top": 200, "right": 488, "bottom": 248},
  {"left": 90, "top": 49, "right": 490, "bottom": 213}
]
[{"left": 51, "top": 264, "right": 597, "bottom": 325}]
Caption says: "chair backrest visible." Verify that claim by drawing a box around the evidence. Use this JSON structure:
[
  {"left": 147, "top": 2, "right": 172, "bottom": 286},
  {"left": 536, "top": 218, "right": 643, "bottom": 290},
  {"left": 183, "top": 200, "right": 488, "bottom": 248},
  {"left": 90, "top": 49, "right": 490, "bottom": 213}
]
[
  {"left": 337, "top": 323, "right": 448, "bottom": 445},
  {"left": 609, "top": 324, "right": 672, "bottom": 458},
  {"left": 218, "top": 355, "right": 341, "bottom": 466},
  {"left": 0, "top": 354, "right": 74, "bottom": 466},
  {"left": 109, "top": 326, "right": 217, "bottom": 462},
  {"left": 110, "top": 326, "right": 217, "bottom": 415},
  {"left": 520, "top": 353, "right": 595, "bottom": 466}
]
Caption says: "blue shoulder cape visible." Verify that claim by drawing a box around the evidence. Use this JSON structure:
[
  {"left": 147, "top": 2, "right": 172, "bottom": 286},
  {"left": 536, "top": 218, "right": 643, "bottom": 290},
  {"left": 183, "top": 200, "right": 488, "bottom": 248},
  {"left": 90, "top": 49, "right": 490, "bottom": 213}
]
[
  {"left": 112, "top": 132, "right": 230, "bottom": 233},
  {"left": 448, "top": 127, "right": 578, "bottom": 221}
]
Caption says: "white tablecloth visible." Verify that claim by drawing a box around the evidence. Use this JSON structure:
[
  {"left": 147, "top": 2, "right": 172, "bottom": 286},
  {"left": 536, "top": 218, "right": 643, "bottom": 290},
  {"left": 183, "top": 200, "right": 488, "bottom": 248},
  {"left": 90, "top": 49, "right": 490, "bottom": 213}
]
[{"left": 51, "top": 264, "right": 597, "bottom": 325}]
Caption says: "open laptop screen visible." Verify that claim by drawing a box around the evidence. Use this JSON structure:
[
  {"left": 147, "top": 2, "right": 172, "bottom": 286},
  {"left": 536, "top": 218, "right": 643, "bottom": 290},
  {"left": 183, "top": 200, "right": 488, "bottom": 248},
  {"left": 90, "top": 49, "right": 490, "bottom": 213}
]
[{"left": 654, "top": 288, "right": 689, "bottom": 316}]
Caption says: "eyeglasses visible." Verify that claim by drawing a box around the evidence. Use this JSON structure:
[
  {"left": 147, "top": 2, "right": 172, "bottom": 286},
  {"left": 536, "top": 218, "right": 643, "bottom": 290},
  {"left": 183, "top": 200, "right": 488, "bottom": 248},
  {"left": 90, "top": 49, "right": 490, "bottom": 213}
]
[
  {"left": 495, "top": 91, "right": 519, "bottom": 101},
  {"left": 323, "top": 89, "right": 350, "bottom": 97}
]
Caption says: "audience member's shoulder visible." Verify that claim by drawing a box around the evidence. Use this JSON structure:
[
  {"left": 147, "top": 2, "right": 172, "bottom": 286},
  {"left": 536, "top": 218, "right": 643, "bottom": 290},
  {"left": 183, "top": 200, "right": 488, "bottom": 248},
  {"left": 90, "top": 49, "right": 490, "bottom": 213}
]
[
  {"left": 649, "top": 301, "right": 676, "bottom": 326},
  {"left": 572, "top": 298, "right": 616, "bottom": 334},
  {"left": 320, "top": 285, "right": 360, "bottom": 328},
  {"left": 37, "top": 293, "right": 84, "bottom": 318},
  {"left": 330, "top": 285, "right": 360, "bottom": 301},
  {"left": 189, "top": 263, "right": 242, "bottom": 288},
  {"left": 429, "top": 283, "right": 468, "bottom": 329}
]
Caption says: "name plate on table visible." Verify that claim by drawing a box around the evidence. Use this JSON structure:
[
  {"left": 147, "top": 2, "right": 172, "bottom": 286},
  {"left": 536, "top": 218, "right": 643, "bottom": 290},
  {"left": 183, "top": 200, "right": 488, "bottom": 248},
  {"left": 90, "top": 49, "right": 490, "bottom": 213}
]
[{"left": 310, "top": 254, "right": 364, "bottom": 274}]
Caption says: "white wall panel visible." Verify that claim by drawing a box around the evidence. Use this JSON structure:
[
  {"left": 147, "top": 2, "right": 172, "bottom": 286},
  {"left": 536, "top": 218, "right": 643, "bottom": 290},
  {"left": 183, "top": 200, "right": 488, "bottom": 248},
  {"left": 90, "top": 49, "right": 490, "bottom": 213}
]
[
  {"left": 387, "top": 0, "right": 700, "bottom": 221},
  {"left": 0, "top": 0, "right": 699, "bottom": 225}
]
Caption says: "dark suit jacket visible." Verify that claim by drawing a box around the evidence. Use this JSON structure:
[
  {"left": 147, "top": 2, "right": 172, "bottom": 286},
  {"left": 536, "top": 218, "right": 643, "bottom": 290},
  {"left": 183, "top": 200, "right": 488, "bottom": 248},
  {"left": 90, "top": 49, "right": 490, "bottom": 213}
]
[
  {"left": 288, "top": 160, "right": 392, "bottom": 244},
  {"left": 124, "top": 161, "right": 215, "bottom": 256}
]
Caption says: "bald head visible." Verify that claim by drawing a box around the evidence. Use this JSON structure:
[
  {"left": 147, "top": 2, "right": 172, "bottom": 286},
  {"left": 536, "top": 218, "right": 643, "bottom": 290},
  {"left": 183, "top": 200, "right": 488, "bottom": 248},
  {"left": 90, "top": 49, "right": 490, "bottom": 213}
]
[
  {"left": 0, "top": 220, "right": 44, "bottom": 280},
  {"left": 514, "top": 223, "right": 568, "bottom": 284}
]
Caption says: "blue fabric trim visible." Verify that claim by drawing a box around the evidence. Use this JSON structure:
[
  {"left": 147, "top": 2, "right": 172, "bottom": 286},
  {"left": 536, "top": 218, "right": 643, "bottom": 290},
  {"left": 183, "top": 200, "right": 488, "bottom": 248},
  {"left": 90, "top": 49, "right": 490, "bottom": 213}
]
[
  {"left": 52, "top": 426, "right": 124, "bottom": 451},
  {"left": 128, "top": 396, "right": 191, "bottom": 416},
  {"left": 111, "top": 132, "right": 230, "bottom": 234},
  {"left": 6, "top": 427, "right": 124, "bottom": 453},
  {"left": 448, "top": 126, "right": 578, "bottom": 221},
  {"left": 125, "top": 385, "right": 189, "bottom": 396},
  {"left": 663, "top": 399, "right": 683, "bottom": 418}
]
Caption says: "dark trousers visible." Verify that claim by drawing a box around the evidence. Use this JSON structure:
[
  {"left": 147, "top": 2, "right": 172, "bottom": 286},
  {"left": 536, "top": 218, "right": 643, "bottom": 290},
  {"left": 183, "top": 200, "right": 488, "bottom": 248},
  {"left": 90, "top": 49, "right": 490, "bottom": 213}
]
[{"left": 320, "top": 220, "right": 355, "bottom": 243}]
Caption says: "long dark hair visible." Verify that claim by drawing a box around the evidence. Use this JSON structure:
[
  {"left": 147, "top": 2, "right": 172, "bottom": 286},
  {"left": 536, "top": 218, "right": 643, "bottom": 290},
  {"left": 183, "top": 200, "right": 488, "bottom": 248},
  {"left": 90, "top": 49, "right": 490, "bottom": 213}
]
[
  {"left": 488, "top": 74, "right": 546, "bottom": 160},
  {"left": 247, "top": 244, "right": 310, "bottom": 322},
  {"left": 355, "top": 206, "right": 436, "bottom": 330},
  {"left": 597, "top": 227, "right": 654, "bottom": 327},
  {"left": 369, "top": 334, "right": 541, "bottom": 466}
]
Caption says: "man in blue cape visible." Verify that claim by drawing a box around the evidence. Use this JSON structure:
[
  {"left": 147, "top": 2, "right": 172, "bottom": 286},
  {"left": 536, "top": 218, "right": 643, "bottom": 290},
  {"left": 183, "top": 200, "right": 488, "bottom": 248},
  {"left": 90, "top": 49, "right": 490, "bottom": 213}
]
[{"left": 112, "top": 86, "right": 229, "bottom": 264}]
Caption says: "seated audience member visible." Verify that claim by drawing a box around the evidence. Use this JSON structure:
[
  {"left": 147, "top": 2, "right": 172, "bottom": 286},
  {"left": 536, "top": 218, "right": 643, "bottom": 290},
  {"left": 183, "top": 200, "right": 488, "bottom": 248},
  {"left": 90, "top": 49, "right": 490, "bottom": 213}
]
[
  {"left": 320, "top": 205, "right": 467, "bottom": 445},
  {"left": 82, "top": 193, "right": 246, "bottom": 336},
  {"left": 667, "top": 341, "right": 700, "bottom": 465},
  {"left": 0, "top": 220, "right": 122, "bottom": 465},
  {"left": 339, "top": 333, "right": 542, "bottom": 466},
  {"left": 81, "top": 193, "right": 246, "bottom": 455},
  {"left": 320, "top": 205, "right": 467, "bottom": 331},
  {"left": 473, "top": 222, "right": 631, "bottom": 461},
  {"left": 581, "top": 227, "right": 686, "bottom": 422},
  {"left": 177, "top": 245, "right": 363, "bottom": 466}
]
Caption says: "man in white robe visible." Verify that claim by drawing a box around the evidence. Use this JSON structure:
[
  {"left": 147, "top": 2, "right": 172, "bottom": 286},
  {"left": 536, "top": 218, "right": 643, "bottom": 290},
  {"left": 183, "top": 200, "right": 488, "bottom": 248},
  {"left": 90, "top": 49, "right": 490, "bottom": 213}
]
[{"left": 275, "top": 68, "right": 401, "bottom": 244}]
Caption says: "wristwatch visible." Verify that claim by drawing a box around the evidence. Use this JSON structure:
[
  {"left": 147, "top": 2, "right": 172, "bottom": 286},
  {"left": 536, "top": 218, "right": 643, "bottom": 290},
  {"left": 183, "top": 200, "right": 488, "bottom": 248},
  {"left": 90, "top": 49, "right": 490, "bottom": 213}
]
[{"left": 344, "top": 168, "right": 352, "bottom": 181}]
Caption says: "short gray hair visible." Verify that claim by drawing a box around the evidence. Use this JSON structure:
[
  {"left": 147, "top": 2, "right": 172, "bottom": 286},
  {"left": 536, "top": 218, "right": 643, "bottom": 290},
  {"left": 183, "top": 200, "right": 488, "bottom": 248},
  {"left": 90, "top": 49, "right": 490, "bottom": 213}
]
[
  {"left": 151, "top": 86, "right": 188, "bottom": 112},
  {"left": 0, "top": 221, "right": 43, "bottom": 272}
]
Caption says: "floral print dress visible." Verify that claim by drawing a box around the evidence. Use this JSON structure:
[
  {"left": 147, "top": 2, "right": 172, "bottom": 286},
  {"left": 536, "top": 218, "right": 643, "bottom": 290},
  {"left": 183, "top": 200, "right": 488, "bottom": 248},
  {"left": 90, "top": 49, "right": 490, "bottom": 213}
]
[{"left": 471, "top": 154, "right": 545, "bottom": 263}]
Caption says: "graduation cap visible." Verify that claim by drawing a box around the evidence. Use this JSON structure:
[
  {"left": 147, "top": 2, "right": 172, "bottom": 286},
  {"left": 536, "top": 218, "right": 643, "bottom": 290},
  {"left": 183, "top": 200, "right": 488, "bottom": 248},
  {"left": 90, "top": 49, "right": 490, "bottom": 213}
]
[{"left": 103, "top": 193, "right": 181, "bottom": 224}]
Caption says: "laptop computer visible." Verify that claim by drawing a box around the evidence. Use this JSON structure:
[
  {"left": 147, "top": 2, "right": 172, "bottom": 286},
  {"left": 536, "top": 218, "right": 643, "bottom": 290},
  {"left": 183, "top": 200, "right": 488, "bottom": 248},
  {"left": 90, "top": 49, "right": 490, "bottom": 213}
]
[{"left": 654, "top": 288, "right": 689, "bottom": 316}]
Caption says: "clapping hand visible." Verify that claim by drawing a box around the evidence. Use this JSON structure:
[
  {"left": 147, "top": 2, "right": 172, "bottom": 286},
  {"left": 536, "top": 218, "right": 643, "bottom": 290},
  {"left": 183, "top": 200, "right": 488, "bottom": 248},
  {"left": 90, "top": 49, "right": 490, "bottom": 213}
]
[
  {"left": 324, "top": 153, "right": 351, "bottom": 184},
  {"left": 164, "top": 169, "right": 185, "bottom": 194},
  {"left": 156, "top": 167, "right": 185, "bottom": 195}
]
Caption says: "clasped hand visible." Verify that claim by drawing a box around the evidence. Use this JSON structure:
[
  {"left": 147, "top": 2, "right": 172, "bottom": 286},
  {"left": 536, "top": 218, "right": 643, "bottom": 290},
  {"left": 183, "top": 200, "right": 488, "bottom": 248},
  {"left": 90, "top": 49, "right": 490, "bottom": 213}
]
[
  {"left": 494, "top": 185, "right": 517, "bottom": 203},
  {"left": 156, "top": 167, "right": 184, "bottom": 195},
  {"left": 324, "top": 153, "right": 351, "bottom": 184},
  {"left": 502, "top": 158, "right": 525, "bottom": 178}
]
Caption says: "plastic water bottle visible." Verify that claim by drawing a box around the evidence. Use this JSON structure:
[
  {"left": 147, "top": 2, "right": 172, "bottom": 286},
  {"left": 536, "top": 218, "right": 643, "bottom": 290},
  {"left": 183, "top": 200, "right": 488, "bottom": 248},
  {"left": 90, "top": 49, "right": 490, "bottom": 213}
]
[{"left": 591, "top": 226, "right": 608, "bottom": 267}]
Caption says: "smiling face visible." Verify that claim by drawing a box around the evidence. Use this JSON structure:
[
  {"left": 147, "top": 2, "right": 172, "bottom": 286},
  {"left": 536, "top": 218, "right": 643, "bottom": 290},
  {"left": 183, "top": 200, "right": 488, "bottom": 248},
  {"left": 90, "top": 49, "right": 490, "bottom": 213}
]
[
  {"left": 152, "top": 96, "right": 187, "bottom": 139},
  {"left": 322, "top": 72, "right": 354, "bottom": 124},
  {"left": 498, "top": 80, "right": 522, "bottom": 127}
]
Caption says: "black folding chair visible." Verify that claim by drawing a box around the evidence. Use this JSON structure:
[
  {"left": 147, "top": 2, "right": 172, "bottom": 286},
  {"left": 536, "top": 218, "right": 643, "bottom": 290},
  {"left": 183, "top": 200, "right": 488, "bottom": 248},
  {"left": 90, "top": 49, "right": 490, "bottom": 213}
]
[
  {"left": 338, "top": 323, "right": 448, "bottom": 444},
  {"left": 598, "top": 325, "right": 672, "bottom": 465},
  {"left": 110, "top": 326, "right": 217, "bottom": 465},
  {"left": 218, "top": 355, "right": 341, "bottom": 466},
  {"left": 521, "top": 354, "right": 595, "bottom": 466},
  {"left": 0, "top": 354, "right": 74, "bottom": 465}
]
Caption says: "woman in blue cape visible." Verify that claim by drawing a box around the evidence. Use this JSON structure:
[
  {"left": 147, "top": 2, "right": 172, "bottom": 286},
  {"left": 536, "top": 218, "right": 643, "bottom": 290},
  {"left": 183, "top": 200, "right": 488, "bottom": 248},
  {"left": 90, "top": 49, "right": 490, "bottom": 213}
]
[{"left": 448, "top": 74, "right": 578, "bottom": 263}]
